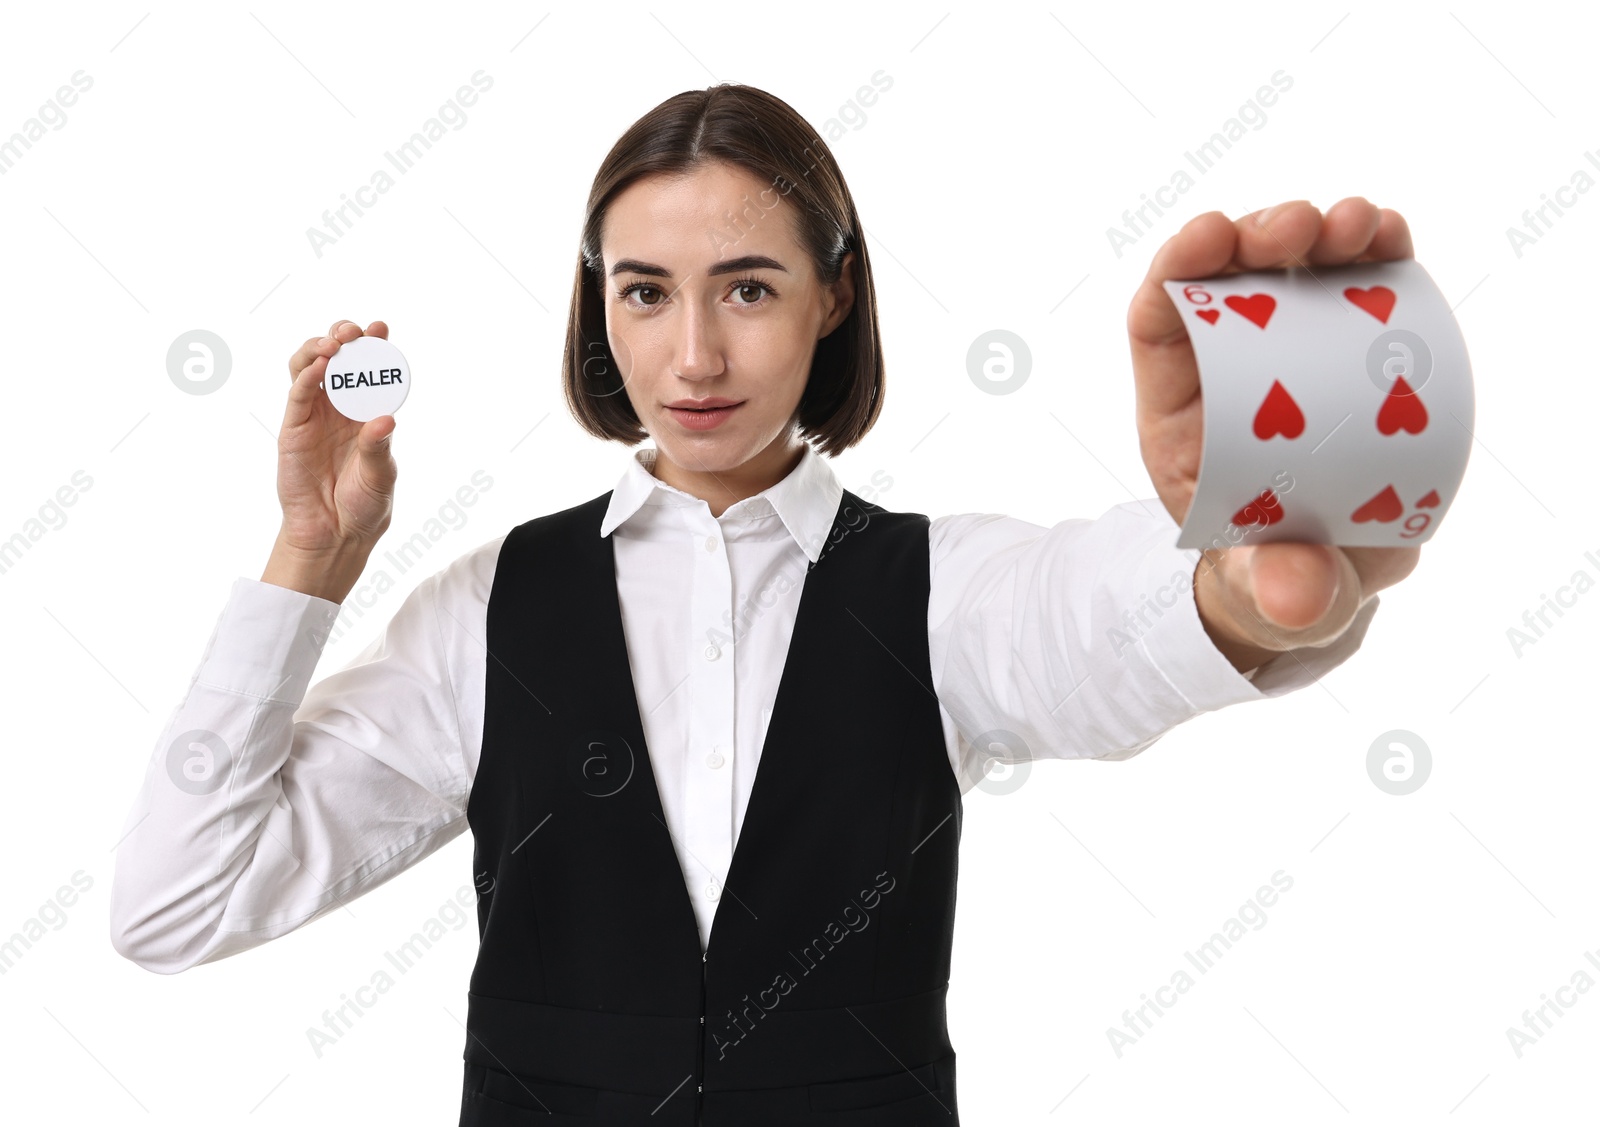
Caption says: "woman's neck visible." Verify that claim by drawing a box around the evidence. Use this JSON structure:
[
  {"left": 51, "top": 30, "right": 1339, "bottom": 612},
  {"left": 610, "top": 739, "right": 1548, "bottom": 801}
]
[{"left": 646, "top": 439, "right": 807, "bottom": 518}]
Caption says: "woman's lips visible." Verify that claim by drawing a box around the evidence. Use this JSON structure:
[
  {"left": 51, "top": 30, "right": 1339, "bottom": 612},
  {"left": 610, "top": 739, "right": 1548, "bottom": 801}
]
[{"left": 666, "top": 403, "right": 742, "bottom": 431}]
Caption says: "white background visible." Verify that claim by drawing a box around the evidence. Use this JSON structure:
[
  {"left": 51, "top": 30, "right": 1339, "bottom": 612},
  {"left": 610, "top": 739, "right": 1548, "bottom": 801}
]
[{"left": 1, "top": 1, "right": 1593, "bottom": 1123}]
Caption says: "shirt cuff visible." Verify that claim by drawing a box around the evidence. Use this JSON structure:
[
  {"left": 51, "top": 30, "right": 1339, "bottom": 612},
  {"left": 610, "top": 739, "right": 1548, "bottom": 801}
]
[
  {"left": 193, "top": 578, "right": 343, "bottom": 703},
  {"left": 1120, "top": 522, "right": 1383, "bottom": 712}
]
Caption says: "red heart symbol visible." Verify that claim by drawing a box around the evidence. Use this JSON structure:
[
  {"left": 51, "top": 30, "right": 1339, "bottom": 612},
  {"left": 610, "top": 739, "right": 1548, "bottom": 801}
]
[
  {"left": 1351, "top": 485, "right": 1404, "bottom": 524},
  {"left": 1376, "top": 375, "right": 1428, "bottom": 435},
  {"left": 1232, "top": 488, "right": 1285, "bottom": 528},
  {"left": 1345, "top": 286, "right": 1396, "bottom": 323},
  {"left": 1415, "top": 489, "right": 1440, "bottom": 508},
  {"left": 1253, "top": 379, "right": 1305, "bottom": 440},
  {"left": 1196, "top": 309, "right": 1220, "bottom": 325},
  {"left": 1224, "top": 293, "right": 1276, "bottom": 329}
]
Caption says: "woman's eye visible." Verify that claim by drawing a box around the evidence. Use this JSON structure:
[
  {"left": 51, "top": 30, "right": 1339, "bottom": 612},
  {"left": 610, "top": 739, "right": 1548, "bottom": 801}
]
[{"left": 619, "top": 280, "right": 771, "bottom": 308}]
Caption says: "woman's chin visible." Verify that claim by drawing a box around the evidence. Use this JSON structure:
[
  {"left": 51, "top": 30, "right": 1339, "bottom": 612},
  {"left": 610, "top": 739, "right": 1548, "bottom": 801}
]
[{"left": 655, "top": 437, "right": 747, "bottom": 475}]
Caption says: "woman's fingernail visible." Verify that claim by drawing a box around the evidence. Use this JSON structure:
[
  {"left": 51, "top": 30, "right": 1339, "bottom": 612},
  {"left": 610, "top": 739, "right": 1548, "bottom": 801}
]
[
  {"left": 1256, "top": 200, "right": 1305, "bottom": 227},
  {"left": 1243, "top": 547, "right": 1263, "bottom": 604}
]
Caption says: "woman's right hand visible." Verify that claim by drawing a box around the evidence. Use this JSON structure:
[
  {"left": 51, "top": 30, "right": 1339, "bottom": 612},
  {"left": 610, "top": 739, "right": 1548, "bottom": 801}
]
[{"left": 275, "top": 318, "right": 398, "bottom": 557}]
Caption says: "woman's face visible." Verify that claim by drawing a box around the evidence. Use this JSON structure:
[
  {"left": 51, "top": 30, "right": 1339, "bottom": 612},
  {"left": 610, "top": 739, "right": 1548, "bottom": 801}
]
[{"left": 599, "top": 160, "right": 855, "bottom": 484}]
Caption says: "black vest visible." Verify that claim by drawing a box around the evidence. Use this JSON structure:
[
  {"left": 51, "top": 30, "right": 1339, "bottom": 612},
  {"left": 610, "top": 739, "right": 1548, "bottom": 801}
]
[{"left": 460, "top": 488, "right": 962, "bottom": 1125}]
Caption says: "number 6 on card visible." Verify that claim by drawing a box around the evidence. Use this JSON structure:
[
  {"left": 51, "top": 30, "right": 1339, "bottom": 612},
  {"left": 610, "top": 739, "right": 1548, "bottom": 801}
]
[{"left": 1162, "top": 258, "right": 1475, "bottom": 550}]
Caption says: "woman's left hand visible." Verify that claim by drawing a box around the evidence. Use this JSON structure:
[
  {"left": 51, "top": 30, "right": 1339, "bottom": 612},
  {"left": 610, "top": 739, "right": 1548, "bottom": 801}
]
[{"left": 1125, "top": 197, "right": 1422, "bottom": 672}]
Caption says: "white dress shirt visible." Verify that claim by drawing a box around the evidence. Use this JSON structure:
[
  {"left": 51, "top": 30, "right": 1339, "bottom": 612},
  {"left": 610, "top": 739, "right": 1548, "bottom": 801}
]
[{"left": 109, "top": 442, "right": 1379, "bottom": 973}]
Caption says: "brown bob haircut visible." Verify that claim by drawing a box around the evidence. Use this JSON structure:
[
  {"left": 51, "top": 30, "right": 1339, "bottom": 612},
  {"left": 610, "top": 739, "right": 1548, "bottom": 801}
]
[{"left": 561, "top": 83, "right": 884, "bottom": 458}]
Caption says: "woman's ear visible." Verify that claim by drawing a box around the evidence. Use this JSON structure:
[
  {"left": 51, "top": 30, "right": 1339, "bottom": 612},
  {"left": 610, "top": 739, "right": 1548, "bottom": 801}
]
[{"left": 819, "top": 250, "right": 857, "bottom": 339}]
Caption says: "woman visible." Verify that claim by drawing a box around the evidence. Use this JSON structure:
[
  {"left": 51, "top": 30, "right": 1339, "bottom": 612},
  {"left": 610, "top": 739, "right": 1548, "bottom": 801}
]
[{"left": 111, "top": 83, "right": 1416, "bottom": 1125}]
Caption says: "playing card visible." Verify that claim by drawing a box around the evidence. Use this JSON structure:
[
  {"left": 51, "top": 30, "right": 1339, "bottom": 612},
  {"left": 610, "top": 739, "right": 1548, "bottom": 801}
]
[{"left": 1162, "top": 258, "right": 1473, "bottom": 550}]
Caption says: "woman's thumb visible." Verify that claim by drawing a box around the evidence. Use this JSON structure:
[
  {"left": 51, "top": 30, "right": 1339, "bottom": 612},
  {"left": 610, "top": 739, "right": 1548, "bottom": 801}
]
[{"left": 359, "top": 416, "right": 397, "bottom": 466}]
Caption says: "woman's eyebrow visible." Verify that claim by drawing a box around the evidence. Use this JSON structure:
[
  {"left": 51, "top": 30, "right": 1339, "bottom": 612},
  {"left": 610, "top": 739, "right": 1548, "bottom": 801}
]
[{"left": 609, "top": 254, "right": 789, "bottom": 279}]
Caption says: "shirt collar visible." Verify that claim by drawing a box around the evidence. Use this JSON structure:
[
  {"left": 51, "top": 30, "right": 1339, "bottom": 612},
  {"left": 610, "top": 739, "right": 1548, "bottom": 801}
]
[{"left": 599, "top": 442, "right": 843, "bottom": 564}]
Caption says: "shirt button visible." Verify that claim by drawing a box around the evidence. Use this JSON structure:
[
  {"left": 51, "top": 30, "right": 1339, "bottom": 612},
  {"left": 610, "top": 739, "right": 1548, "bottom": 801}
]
[
  {"left": 706, "top": 749, "right": 724, "bottom": 768},
  {"left": 704, "top": 535, "right": 717, "bottom": 552},
  {"left": 703, "top": 643, "right": 720, "bottom": 661},
  {"left": 706, "top": 881, "right": 721, "bottom": 900}
]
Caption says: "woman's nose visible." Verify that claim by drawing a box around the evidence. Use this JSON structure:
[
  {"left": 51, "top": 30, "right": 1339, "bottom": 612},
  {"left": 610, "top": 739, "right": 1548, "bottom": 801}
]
[{"left": 672, "top": 301, "right": 724, "bottom": 379}]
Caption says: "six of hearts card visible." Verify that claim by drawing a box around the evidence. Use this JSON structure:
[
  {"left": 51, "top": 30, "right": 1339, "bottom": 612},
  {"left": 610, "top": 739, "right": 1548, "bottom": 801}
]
[{"left": 1162, "top": 258, "right": 1474, "bottom": 549}]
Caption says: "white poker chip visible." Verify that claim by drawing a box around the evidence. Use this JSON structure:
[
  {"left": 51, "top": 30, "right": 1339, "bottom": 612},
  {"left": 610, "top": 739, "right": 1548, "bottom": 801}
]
[{"left": 323, "top": 335, "right": 410, "bottom": 422}]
